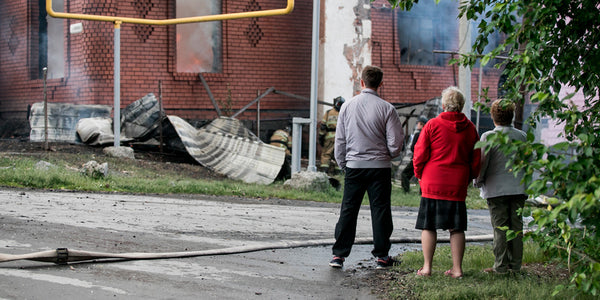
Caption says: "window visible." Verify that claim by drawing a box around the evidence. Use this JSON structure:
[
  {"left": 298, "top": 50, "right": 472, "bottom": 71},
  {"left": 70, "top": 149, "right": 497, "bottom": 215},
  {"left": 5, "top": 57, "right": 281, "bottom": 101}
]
[
  {"left": 396, "top": 0, "right": 458, "bottom": 66},
  {"left": 32, "top": 0, "right": 65, "bottom": 79},
  {"left": 176, "top": 0, "right": 222, "bottom": 73}
]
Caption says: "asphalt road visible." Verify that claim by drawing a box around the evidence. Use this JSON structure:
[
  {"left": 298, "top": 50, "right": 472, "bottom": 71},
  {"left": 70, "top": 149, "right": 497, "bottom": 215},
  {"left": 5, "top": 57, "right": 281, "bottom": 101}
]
[{"left": 0, "top": 189, "right": 493, "bottom": 299}]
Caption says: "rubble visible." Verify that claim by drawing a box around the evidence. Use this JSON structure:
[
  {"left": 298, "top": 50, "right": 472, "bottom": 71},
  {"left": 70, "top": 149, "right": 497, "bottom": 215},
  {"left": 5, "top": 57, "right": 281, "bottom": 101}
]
[
  {"left": 25, "top": 93, "right": 287, "bottom": 184},
  {"left": 103, "top": 146, "right": 135, "bottom": 159},
  {"left": 283, "top": 171, "right": 334, "bottom": 191},
  {"left": 34, "top": 161, "right": 56, "bottom": 170},
  {"left": 80, "top": 161, "right": 109, "bottom": 178}
]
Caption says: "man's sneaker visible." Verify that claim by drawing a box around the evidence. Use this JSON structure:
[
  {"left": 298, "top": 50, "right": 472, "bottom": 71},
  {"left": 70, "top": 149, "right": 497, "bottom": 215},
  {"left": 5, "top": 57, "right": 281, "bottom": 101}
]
[
  {"left": 329, "top": 256, "right": 345, "bottom": 268},
  {"left": 376, "top": 256, "right": 398, "bottom": 269}
]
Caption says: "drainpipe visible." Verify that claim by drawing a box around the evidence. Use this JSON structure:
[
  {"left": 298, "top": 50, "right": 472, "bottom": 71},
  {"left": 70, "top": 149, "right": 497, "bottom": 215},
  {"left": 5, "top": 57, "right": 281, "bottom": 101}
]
[{"left": 292, "top": 117, "right": 311, "bottom": 173}]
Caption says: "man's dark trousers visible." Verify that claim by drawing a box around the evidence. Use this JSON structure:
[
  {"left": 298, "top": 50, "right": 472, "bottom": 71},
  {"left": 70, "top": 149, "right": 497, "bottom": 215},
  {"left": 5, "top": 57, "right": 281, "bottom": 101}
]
[{"left": 332, "top": 168, "right": 393, "bottom": 258}]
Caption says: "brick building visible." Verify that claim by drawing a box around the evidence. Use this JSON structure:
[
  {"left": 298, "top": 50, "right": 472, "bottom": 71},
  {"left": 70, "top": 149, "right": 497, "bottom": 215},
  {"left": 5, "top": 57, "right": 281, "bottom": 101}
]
[
  {"left": 0, "top": 0, "right": 314, "bottom": 140},
  {"left": 0, "top": 0, "right": 502, "bottom": 141},
  {"left": 370, "top": 0, "right": 502, "bottom": 104}
]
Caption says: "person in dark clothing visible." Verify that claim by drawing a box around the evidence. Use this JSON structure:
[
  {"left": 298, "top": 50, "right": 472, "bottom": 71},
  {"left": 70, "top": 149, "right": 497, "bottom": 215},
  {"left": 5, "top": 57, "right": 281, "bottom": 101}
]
[
  {"left": 400, "top": 116, "right": 428, "bottom": 193},
  {"left": 329, "top": 66, "right": 404, "bottom": 270}
]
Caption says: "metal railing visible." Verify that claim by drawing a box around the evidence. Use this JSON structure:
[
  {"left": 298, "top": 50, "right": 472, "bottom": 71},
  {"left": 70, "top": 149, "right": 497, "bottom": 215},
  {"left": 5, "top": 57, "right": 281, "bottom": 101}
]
[{"left": 46, "top": 0, "right": 294, "bottom": 25}]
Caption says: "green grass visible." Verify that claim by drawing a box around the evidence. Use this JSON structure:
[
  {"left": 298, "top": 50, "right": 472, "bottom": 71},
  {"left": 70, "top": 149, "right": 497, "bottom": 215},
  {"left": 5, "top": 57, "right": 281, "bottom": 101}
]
[
  {"left": 0, "top": 154, "right": 345, "bottom": 201},
  {"left": 387, "top": 242, "right": 588, "bottom": 300},
  {"left": 0, "top": 154, "right": 487, "bottom": 209},
  {"left": 0, "top": 151, "right": 578, "bottom": 299}
]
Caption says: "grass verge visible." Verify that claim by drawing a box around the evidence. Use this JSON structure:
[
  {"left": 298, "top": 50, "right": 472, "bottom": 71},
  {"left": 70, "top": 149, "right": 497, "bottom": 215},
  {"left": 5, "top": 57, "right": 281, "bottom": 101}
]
[
  {"left": 0, "top": 153, "right": 487, "bottom": 209},
  {"left": 385, "top": 242, "right": 584, "bottom": 299}
]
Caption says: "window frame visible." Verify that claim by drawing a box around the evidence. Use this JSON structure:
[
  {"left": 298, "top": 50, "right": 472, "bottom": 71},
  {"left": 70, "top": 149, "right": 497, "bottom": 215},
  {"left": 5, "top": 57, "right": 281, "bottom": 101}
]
[
  {"left": 29, "top": 0, "right": 65, "bottom": 80},
  {"left": 395, "top": 0, "right": 459, "bottom": 67},
  {"left": 170, "top": 0, "right": 224, "bottom": 79}
]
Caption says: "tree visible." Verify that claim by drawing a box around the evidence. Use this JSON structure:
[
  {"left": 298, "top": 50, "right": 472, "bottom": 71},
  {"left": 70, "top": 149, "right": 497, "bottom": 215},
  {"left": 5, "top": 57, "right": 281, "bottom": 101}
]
[{"left": 382, "top": 0, "right": 600, "bottom": 296}]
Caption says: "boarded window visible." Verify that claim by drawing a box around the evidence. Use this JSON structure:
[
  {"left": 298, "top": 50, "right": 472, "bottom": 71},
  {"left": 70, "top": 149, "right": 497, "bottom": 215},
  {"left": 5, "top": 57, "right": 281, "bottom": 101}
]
[{"left": 176, "top": 0, "right": 222, "bottom": 73}]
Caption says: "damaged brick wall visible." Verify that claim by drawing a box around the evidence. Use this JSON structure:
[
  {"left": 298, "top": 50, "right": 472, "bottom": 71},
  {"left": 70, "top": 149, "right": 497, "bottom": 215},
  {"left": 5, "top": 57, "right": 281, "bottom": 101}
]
[
  {"left": 0, "top": 0, "right": 313, "bottom": 134},
  {"left": 370, "top": 0, "right": 501, "bottom": 104},
  {"left": 347, "top": 2, "right": 371, "bottom": 95}
]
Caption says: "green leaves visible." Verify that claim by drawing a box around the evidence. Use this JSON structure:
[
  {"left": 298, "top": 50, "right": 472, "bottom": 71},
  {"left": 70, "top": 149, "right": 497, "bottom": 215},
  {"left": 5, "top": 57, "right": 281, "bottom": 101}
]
[
  {"left": 385, "top": 0, "right": 599, "bottom": 295},
  {"left": 445, "top": 0, "right": 600, "bottom": 296}
]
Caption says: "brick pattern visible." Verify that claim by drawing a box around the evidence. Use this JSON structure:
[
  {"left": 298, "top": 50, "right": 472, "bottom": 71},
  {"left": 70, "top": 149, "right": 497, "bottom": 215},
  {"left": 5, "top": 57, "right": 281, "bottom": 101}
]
[
  {"left": 7, "top": 16, "right": 20, "bottom": 55},
  {"left": 0, "top": 0, "right": 500, "bottom": 129},
  {"left": 243, "top": 0, "right": 264, "bottom": 47},
  {"left": 0, "top": 0, "right": 313, "bottom": 126}
]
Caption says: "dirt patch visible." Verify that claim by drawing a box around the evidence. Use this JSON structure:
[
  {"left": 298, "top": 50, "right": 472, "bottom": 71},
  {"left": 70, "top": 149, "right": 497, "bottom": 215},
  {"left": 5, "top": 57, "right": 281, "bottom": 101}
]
[
  {"left": 361, "top": 268, "right": 418, "bottom": 299},
  {"left": 0, "top": 119, "right": 30, "bottom": 139},
  {"left": 521, "top": 262, "right": 570, "bottom": 281},
  {"left": 359, "top": 262, "right": 571, "bottom": 299}
]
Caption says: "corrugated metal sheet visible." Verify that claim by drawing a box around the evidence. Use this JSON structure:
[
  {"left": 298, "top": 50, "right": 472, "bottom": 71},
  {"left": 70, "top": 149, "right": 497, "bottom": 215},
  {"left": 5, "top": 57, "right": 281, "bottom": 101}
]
[
  {"left": 168, "top": 116, "right": 285, "bottom": 185},
  {"left": 120, "top": 93, "right": 162, "bottom": 141},
  {"left": 119, "top": 93, "right": 285, "bottom": 184}
]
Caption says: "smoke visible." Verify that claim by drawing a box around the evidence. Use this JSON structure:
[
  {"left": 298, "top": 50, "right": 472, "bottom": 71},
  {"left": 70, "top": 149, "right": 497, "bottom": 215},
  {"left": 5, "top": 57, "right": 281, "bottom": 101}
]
[
  {"left": 396, "top": 0, "right": 503, "bottom": 68},
  {"left": 397, "top": 0, "right": 458, "bottom": 66},
  {"left": 175, "top": 0, "right": 221, "bottom": 73},
  {"left": 46, "top": 0, "right": 65, "bottom": 79}
]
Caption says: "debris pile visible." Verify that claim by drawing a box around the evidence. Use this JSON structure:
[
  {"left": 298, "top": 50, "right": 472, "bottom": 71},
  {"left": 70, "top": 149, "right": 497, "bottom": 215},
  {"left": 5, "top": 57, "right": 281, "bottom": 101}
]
[{"left": 29, "top": 93, "right": 285, "bottom": 184}]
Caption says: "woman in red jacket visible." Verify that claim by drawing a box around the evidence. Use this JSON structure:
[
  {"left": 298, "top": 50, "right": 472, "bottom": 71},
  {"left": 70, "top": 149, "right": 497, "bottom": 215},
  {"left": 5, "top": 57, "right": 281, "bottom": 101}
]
[{"left": 412, "top": 86, "right": 481, "bottom": 278}]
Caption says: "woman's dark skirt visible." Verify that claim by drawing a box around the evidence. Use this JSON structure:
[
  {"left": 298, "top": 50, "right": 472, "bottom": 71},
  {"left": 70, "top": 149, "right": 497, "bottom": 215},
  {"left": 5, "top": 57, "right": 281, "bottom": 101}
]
[{"left": 415, "top": 197, "right": 467, "bottom": 231}]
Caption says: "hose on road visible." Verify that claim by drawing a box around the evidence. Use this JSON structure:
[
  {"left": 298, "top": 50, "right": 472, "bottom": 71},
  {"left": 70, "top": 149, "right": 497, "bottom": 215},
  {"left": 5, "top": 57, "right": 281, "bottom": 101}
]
[{"left": 0, "top": 234, "right": 493, "bottom": 265}]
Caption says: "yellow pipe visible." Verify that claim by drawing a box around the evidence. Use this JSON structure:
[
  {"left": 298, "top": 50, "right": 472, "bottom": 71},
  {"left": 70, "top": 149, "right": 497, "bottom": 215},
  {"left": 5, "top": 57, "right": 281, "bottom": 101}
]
[{"left": 47, "top": 0, "right": 294, "bottom": 25}]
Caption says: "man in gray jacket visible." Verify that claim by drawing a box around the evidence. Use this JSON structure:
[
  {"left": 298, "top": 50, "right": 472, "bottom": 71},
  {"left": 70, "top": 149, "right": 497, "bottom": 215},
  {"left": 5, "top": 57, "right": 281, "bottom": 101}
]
[
  {"left": 329, "top": 65, "right": 404, "bottom": 269},
  {"left": 475, "top": 99, "right": 528, "bottom": 274}
]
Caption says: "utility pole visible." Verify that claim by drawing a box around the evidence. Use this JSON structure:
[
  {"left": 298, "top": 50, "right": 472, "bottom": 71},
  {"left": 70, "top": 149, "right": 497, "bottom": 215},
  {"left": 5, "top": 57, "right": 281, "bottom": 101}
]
[{"left": 307, "top": 0, "right": 320, "bottom": 172}]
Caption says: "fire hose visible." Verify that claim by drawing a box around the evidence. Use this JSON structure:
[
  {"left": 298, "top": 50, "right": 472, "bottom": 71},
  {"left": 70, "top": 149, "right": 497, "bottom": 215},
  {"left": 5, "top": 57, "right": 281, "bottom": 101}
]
[{"left": 0, "top": 235, "right": 493, "bottom": 265}]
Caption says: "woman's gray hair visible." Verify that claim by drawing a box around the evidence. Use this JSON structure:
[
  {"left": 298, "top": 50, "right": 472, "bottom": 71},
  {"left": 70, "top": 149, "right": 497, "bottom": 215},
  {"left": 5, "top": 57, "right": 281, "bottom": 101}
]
[{"left": 441, "top": 86, "right": 465, "bottom": 112}]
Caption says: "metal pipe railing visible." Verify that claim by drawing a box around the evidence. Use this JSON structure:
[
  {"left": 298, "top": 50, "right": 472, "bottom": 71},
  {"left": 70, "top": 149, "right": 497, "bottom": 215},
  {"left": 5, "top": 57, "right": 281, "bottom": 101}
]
[{"left": 47, "top": 0, "right": 294, "bottom": 25}]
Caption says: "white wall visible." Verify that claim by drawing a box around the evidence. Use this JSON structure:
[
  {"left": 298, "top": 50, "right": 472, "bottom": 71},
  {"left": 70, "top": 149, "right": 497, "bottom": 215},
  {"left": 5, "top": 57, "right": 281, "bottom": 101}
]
[
  {"left": 320, "top": 0, "right": 371, "bottom": 112},
  {"left": 539, "top": 85, "right": 585, "bottom": 146}
]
